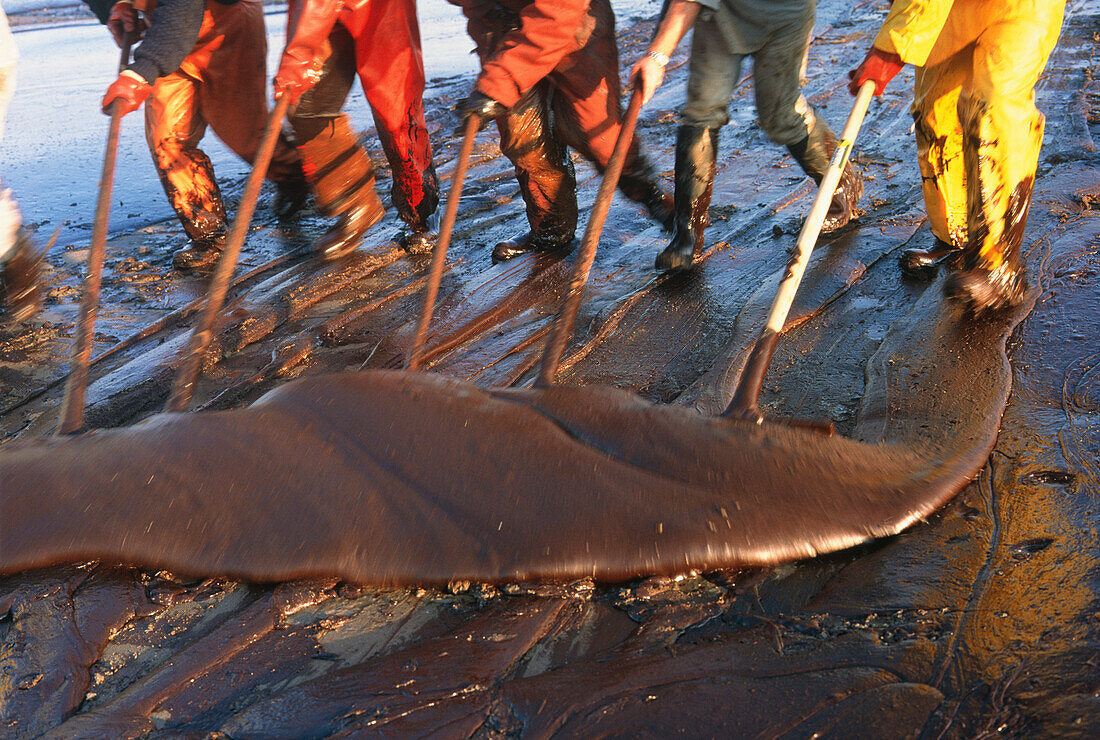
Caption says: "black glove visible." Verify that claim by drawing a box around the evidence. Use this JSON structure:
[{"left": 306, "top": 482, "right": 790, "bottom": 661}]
[{"left": 457, "top": 91, "right": 507, "bottom": 133}]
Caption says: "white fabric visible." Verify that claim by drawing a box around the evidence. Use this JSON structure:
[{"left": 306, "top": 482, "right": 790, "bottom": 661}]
[
  {"left": 0, "top": 9, "right": 21, "bottom": 263},
  {"left": 0, "top": 188, "right": 20, "bottom": 263},
  {"left": 0, "top": 9, "right": 16, "bottom": 145}
]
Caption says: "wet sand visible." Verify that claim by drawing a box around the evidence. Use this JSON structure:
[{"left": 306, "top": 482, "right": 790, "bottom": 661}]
[{"left": 1, "top": 0, "right": 1098, "bottom": 736}]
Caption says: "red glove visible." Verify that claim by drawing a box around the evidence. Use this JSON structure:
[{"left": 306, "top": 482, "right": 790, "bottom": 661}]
[
  {"left": 107, "top": 1, "right": 147, "bottom": 48},
  {"left": 102, "top": 72, "right": 152, "bottom": 116},
  {"left": 273, "top": 0, "right": 342, "bottom": 104},
  {"left": 273, "top": 54, "right": 325, "bottom": 105},
  {"left": 848, "top": 48, "right": 905, "bottom": 96}
]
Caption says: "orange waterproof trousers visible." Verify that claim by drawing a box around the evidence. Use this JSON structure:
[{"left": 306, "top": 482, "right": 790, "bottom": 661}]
[
  {"left": 466, "top": 0, "right": 663, "bottom": 240},
  {"left": 145, "top": 0, "right": 302, "bottom": 242},
  {"left": 288, "top": 0, "right": 437, "bottom": 229}
]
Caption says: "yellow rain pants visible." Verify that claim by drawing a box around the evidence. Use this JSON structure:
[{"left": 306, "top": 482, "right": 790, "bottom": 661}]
[{"left": 873, "top": 0, "right": 1065, "bottom": 270}]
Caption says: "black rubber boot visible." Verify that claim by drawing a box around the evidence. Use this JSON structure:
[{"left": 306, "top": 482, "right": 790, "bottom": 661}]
[
  {"left": 491, "top": 229, "right": 575, "bottom": 264},
  {"left": 656, "top": 125, "right": 718, "bottom": 273},
  {"left": 274, "top": 177, "right": 310, "bottom": 220},
  {"left": 943, "top": 261, "right": 1028, "bottom": 313},
  {"left": 787, "top": 120, "right": 863, "bottom": 233},
  {"left": 1, "top": 231, "right": 43, "bottom": 324},
  {"left": 173, "top": 231, "right": 227, "bottom": 273},
  {"left": 316, "top": 191, "right": 386, "bottom": 261},
  {"left": 900, "top": 238, "right": 962, "bottom": 280},
  {"left": 398, "top": 211, "right": 439, "bottom": 255},
  {"left": 618, "top": 152, "right": 674, "bottom": 231}
]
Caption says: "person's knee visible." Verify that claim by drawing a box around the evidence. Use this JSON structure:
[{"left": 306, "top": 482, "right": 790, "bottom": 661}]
[
  {"left": 148, "top": 136, "right": 193, "bottom": 172},
  {"left": 757, "top": 96, "right": 813, "bottom": 146},
  {"left": 681, "top": 87, "right": 729, "bottom": 130}
]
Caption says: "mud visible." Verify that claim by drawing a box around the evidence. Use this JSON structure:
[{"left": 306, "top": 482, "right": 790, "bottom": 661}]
[{"left": 1, "top": 0, "right": 1098, "bottom": 736}]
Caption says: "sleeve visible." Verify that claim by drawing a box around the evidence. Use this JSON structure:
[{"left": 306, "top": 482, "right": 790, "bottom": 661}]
[
  {"left": 83, "top": 0, "right": 118, "bottom": 25},
  {"left": 455, "top": 0, "right": 593, "bottom": 108},
  {"left": 871, "top": 0, "right": 955, "bottom": 67},
  {"left": 126, "top": 0, "right": 205, "bottom": 83}
]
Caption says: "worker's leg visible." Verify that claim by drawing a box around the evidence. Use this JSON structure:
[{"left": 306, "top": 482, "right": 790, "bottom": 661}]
[
  {"left": 755, "top": 13, "right": 862, "bottom": 233},
  {"left": 288, "top": 23, "right": 384, "bottom": 261},
  {"left": 145, "top": 70, "right": 230, "bottom": 271},
  {"left": 945, "top": 0, "right": 1065, "bottom": 310},
  {"left": 548, "top": 0, "right": 672, "bottom": 230},
  {"left": 654, "top": 15, "right": 737, "bottom": 272},
  {"left": 349, "top": 0, "right": 439, "bottom": 253},
  {"left": 491, "top": 82, "right": 579, "bottom": 262},
  {"left": 196, "top": 0, "right": 307, "bottom": 218}
]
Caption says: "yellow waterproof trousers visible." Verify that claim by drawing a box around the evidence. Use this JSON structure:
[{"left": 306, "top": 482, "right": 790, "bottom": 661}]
[{"left": 910, "top": 0, "right": 1065, "bottom": 270}]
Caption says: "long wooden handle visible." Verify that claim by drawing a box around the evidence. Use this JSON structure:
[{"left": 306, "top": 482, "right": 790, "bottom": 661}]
[
  {"left": 406, "top": 114, "right": 480, "bottom": 371},
  {"left": 724, "top": 80, "right": 875, "bottom": 418},
  {"left": 56, "top": 35, "right": 134, "bottom": 435},
  {"left": 537, "top": 85, "right": 645, "bottom": 386},
  {"left": 164, "top": 95, "right": 292, "bottom": 412}
]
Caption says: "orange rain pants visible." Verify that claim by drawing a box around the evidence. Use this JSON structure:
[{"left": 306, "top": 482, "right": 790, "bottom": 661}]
[
  {"left": 454, "top": 0, "right": 666, "bottom": 240},
  {"left": 287, "top": 0, "right": 438, "bottom": 229},
  {"left": 144, "top": 0, "right": 303, "bottom": 243}
]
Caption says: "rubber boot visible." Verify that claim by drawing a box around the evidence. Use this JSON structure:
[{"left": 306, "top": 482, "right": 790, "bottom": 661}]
[
  {"left": 274, "top": 176, "right": 310, "bottom": 220},
  {"left": 943, "top": 259, "right": 1028, "bottom": 312},
  {"left": 399, "top": 211, "right": 438, "bottom": 255},
  {"left": 396, "top": 166, "right": 441, "bottom": 255},
  {"left": 656, "top": 125, "right": 717, "bottom": 273},
  {"left": 492, "top": 229, "right": 575, "bottom": 264},
  {"left": 787, "top": 120, "right": 863, "bottom": 233},
  {"left": 618, "top": 151, "right": 675, "bottom": 231},
  {"left": 1, "top": 231, "right": 43, "bottom": 324},
  {"left": 315, "top": 192, "right": 386, "bottom": 261},
  {"left": 172, "top": 211, "right": 229, "bottom": 272},
  {"left": 899, "top": 238, "right": 962, "bottom": 280}
]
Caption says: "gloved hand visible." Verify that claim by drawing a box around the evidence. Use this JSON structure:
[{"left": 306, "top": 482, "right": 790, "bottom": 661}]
[
  {"left": 273, "top": 53, "right": 324, "bottom": 105},
  {"left": 101, "top": 70, "right": 152, "bottom": 116},
  {"left": 107, "top": 1, "right": 147, "bottom": 48},
  {"left": 848, "top": 48, "right": 905, "bottom": 96},
  {"left": 457, "top": 91, "right": 507, "bottom": 133}
]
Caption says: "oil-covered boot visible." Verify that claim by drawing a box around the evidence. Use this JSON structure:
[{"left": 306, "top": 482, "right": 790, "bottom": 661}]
[
  {"left": 315, "top": 190, "right": 386, "bottom": 261},
  {"left": 1, "top": 231, "right": 43, "bottom": 324},
  {"left": 899, "top": 238, "right": 962, "bottom": 280},
  {"left": 399, "top": 211, "right": 438, "bottom": 255},
  {"left": 396, "top": 166, "right": 441, "bottom": 255},
  {"left": 656, "top": 125, "right": 717, "bottom": 273},
  {"left": 787, "top": 120, "right": 863, "bottom": 233},
  {"left": 943, "top": 259, "right": 1028, "bottom": 312},
  {"left": 618, "top": 151, "right": 674, "bottom": 231},
  {"left": 943, "top": 185, "right": 1031, "bottom": 313},
  {"left": 492, "top": 228, "right": 575, "bottom": 264},
  {"left": 172, "top": 211, "right": 229, "bottom": 272}
]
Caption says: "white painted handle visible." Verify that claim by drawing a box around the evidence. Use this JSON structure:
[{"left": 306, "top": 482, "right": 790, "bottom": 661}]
[{"left": 764, "top": 80, "right": 876, "bottom": 334}]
